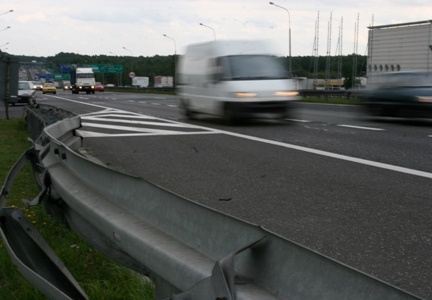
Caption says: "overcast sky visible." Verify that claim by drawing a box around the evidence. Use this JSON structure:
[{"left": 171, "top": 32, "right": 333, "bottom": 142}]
[{"left": 1, "top": 0, "right": 432, "bottom": 58}]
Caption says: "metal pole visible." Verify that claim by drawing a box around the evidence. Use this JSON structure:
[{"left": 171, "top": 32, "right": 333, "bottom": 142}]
[
  {"left": 123, "top": 47, "right": 133, "bottom": 86},
  {"left": 122, "top": 47, "right": 133, "bottom": 72},
  {"left": 5, "top": 57, "right": 11, "bottom": 120},
  {"left": 199, "top": 23, "right": 216, "bottom": 41},
  {"left": 163, "top": 34, "right": 177, "bottom": 87},
  {"left": 0, "top": 9, "right": 13, "bottom": 16},
  {"left": 269, "top": 2, "right": 292, "bottom": 75}
]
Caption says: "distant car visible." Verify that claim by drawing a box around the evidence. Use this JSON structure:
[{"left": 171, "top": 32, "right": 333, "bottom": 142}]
[
  {"left": 356, "top": 71, "right": 432, "bottom": 118},
  {"left": 95, "top": 82, "right": 104, "bottom": 92},
  {"left": 32, "top": 81, "right": 43, "bottom": 91},
  {"left": 42, "top": 82, "right": 57, "bottom": 94},
  {"left": 14, "top": 81, "right": 37, "bottom": 105},
  {"left": 63, "top": 81, "right": 72, "bottom": 90}
]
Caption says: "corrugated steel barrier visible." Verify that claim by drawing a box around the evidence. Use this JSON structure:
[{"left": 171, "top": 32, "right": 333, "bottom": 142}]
[{"left": 0, "top": 105, "right": 424, "bottom": 299}]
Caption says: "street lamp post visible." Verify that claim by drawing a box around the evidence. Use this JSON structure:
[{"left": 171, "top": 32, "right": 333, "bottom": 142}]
[
  {"left": 122, "top": 46, "right": 133, "bottom": 72},
  {"left": 109, "top": 52, "right": 121, "bottom": 86},
  {"left": 123, "top": 47, "right": 134, "bottom": 86},
  {"left": 269, "top": 2, "right": 292, "bottom": 75},
  {"left": 0, "top": 9, "right": 13, "bottom": 16},
  {"left": 0, "top": 26, "right": 11, "bottom": 32},
  {"left": 163, "top": 34, "right": 177, "bottom": 87},
  {"left": 199, "top": 23, "right": 216, "bottom": 41}
]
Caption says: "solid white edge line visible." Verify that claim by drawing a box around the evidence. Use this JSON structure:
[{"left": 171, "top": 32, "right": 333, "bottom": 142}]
[
  {"left": 214, "top": 130, "right": 432, "bottom": 180},
  {"left": 338, "top": 124, "right": 385, "bottom": 131}
]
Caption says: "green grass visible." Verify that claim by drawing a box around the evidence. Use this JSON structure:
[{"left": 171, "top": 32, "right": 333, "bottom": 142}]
[{"left": 0, "top": 118, "right": 154, "bottom": 299}]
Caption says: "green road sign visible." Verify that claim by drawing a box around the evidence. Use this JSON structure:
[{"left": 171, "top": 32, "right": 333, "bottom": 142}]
[
  {"left": 59, "top": 64, "right": 123, "bottom": 74},
  {"left": 54, "top": 74, "right": 70, "bottom": 80},
  {"left": 88, "top": 64, "right": 123, "bottom": 73}
]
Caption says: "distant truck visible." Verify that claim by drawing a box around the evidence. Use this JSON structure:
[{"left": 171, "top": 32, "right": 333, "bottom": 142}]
[
  {"left": 132, "top": 76, "right": 149, "bottom": 87},
  {"left": 70, "top": 67, "right": 95, "bottom": 94},
  {"left": 154, "top": 76, "right": 173, "bottom": 88},
  {"left": 177, "top": 40, "right": 300, "bottom": 122}
]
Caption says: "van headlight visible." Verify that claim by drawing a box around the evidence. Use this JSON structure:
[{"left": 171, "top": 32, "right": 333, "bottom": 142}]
[
  {"left": 274, "top": 91, "right": 299, "bottom": 97},
  {"left": 234, "top": 92, "right": 257, "bottom": 98},
  {"left": 418, "top": 96, "right": 432, "bottom": 102}
]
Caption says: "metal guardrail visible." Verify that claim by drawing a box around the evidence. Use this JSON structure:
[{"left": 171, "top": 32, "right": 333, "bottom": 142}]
[
  {"left": 24, "top": 104, "right": 77, "bottom": 141},
  {"left": 0, "top": 105, "right": 424, "bottom": 299}
]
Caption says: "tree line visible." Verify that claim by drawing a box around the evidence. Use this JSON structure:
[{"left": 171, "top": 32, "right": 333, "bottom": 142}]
[{"left": 16, "top": 52, "right": 367, "bottom": 88}]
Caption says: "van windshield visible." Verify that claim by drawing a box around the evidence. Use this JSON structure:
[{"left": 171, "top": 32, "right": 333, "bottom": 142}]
[
  {"left": 18, "top": 82, "right": 31, "bottom": 90},
  {"left": 76, "top": 73, "right": 94, "bottom": 79},
  {"left": 218, "top": 55, "right": 289, "bottom": 80}
]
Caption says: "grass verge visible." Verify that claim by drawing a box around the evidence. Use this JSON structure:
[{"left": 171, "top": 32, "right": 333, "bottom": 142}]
[{"left": 0, "top": 118, "right": 154, "bottom": 299}]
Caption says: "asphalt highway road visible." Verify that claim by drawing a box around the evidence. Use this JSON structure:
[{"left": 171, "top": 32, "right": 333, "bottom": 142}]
[{"left": 9, "top": 90, "right": 432, "bottom": 299}]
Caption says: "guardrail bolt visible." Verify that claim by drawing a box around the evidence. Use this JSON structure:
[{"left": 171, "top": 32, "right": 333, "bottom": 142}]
[
  {"left": 54, "top": 148, "right": 59, "bottom": 155},
  {"left": 61, "top": 153, "right": 67, "bottom": 160}
]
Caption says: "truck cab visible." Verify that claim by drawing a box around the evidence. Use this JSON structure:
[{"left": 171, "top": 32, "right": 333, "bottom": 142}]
[{"left": 70, "top": 67, "right": 95, "bottom": 94}]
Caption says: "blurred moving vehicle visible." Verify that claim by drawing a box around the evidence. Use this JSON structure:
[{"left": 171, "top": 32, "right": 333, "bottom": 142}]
[
  {"left": 95, "top": 82, "right": 105, "bottom": 92},
  {"left": 32, "top": 81, "right": 43, "bottom": 91},
  {"left": 42, "top": 82, "right": 57, "bottom": 94},
  {"left": 356, "top": 71, "right": 432, "bottom": 118},
  {"left": 177, "top": 40, "right": 300, "bottom": 123},
  {"left": 13, "top": 81, "right": 37, "bottom": 105}
]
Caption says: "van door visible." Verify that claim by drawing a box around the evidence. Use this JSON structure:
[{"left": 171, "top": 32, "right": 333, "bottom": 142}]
[{"left": 188, "top": 57, "right": 220, "bottom": 115}]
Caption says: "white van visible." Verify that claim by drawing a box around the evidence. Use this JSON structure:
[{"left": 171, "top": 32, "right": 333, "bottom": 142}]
[{"left": 177, "top": 40, "right": 299, "bottom": 122}]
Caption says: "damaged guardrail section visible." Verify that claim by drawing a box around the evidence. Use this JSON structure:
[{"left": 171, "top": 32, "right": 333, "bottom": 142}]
[{"left": 1, "top": 110, "right": 424, "bottom": 299}]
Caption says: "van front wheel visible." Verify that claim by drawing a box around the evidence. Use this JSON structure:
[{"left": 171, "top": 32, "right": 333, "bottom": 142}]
[
  {"left": 223, "top": 106, "right": 238, "bottom": 125},
  {"left": 181, "top": 99, "right": 195, "bottom": 119}
]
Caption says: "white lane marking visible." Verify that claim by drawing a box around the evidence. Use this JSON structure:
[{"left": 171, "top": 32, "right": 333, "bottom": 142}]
[
  {"left": 286, "top": 118, "right": 311, "bottom": 123},
  {"left": 49, "top": 95, "right": 432, "bottom": 179},
  {"left": 76, "top": 129, "right": 217, "bottom": 138},
  {"left": 152, "top": 103, "right": 161, "bottom": 105},
  {"left": 81, "top": 122, "right": 191, "bottom": 134},
  {"left": 167, "top": 105, "right": 178, "bottom": 108},
  {"left": 338, "top": 124, "right": 385, "bottom": 131},
  {"left": 80, "top": 110, "right": 151, "bottom": 118},
  {"left": 82, "top": 116, "right": 200, "bottom": 128}
]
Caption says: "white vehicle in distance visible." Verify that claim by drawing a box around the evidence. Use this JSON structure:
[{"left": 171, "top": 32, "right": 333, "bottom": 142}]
[
  {"left": 177, "top": 40, "right": 300, "bottom": 123},
  {"left": 14, "top": 81, "right": 37, "bottom": 105}
]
